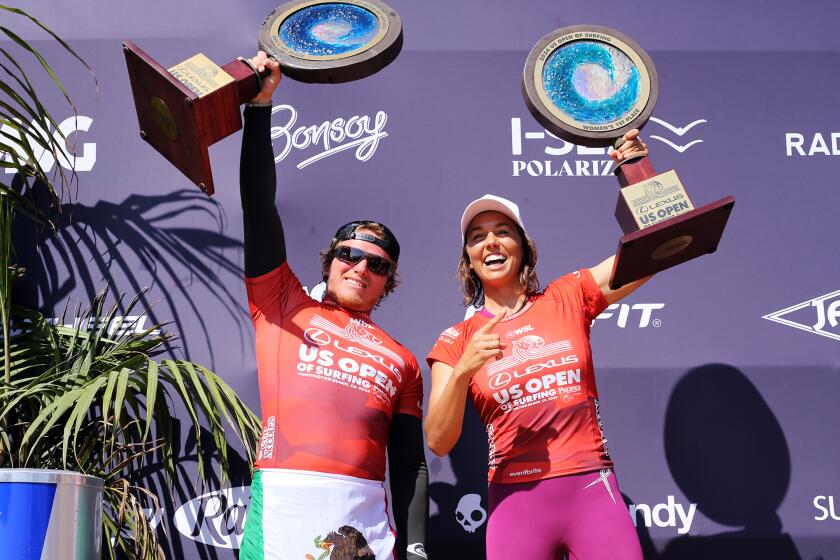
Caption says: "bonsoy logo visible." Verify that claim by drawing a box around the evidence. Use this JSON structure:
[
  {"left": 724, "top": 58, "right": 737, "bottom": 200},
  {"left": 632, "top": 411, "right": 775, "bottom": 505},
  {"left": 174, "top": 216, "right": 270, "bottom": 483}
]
[
  {"left": 271, "top": 104, "right": 387, "bottom": 169},
  {"left": 763, "top": 290, "right": 840, "bottom": 342}
]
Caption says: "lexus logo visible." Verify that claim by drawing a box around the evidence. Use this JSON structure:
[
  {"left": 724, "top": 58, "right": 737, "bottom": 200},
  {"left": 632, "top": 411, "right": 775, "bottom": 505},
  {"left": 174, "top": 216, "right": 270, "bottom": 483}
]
[
  {"left": 488, "top": 372, "right": 512, "bottom": 390},
  {"left": 304, "top": 327, "right": 331, "bottom": 346}
]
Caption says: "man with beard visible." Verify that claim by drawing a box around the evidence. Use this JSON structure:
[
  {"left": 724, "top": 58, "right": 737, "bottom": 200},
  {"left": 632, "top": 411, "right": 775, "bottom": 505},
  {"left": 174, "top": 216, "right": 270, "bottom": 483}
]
[{"left": 237, "top": 52, "right": 428, "bottom": 560}]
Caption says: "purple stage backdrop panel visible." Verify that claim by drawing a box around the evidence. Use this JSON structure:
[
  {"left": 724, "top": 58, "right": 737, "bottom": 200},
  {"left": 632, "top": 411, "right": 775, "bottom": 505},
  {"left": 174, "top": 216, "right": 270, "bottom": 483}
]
[
  {"left": 18, "top": 0, "right": 840, "bottom": 53},
  {"left": 5, "top": 4, "right": 840, "bottom": 558},
  {"left": 597, "top": 365, "right": 840, "bottom": 556}
]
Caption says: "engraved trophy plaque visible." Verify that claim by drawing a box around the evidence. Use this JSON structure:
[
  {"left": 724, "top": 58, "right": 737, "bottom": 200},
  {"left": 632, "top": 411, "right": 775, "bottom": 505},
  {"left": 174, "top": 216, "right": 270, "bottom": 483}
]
[
  {"left": 123, "top": 0, "right": 402, "bottom": 195},
  {"left": 522, "top": 25, "right": 735, "bottom": 289}
]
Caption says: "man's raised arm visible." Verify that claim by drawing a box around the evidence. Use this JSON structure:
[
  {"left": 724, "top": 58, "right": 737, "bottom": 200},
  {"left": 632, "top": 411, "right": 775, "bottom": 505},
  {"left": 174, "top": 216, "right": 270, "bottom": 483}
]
[{"left": 240, "top": 53, "right": 285, "bottom": 278}]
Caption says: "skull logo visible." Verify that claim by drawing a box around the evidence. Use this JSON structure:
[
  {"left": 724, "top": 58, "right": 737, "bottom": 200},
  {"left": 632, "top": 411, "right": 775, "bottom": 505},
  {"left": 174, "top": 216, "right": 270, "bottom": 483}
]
[{"left": 455, "top": 493, "right": 487, "bottom": 533}]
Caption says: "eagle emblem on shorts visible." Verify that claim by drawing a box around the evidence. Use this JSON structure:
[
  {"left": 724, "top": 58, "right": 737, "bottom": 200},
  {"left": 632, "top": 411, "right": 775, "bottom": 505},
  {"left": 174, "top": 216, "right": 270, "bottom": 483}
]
[{"left": 308, "top": 525, "right": 375, "bottom": 560}]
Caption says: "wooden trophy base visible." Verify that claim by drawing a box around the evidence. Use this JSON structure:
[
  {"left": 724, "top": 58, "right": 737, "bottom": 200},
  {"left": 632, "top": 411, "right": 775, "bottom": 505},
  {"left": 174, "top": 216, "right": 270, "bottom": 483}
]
[
  {"left": 123, "top": 41, "right": 262, "bottom": 195},
  {"left": 609, "top": 156, "right": 735, "bottom": 289},
  {"left": 610, "top": 196, "right": 735, "bottom": 289}
]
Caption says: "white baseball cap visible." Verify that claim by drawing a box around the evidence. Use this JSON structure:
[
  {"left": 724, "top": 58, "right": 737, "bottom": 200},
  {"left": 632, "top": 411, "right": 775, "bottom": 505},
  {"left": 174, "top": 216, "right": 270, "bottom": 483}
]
[{"left": 460, "top": 194, "right": 527, "bottom": 241}]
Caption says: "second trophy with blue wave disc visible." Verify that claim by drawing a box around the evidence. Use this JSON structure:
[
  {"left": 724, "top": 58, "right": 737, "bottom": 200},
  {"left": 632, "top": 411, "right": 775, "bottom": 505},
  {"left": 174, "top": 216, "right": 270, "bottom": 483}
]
[{"left": 522, "top": 25, "right": 735, "bottom": 289}]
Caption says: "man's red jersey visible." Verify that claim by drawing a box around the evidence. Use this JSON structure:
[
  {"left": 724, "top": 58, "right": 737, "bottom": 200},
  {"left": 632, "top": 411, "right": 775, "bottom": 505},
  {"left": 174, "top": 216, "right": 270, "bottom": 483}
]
[
  {"left": 427, "top": 269, "right": 611, "bottom": 484},
  {"left": 247, "top": 263, "right": 423, "bottom": 481}
]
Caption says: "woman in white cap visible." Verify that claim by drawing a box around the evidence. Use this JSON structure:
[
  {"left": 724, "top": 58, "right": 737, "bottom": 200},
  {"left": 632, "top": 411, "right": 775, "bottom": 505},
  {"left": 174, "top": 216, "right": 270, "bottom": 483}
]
[{"left": 426, "top": 130, "right": 650, "bottom": 559}]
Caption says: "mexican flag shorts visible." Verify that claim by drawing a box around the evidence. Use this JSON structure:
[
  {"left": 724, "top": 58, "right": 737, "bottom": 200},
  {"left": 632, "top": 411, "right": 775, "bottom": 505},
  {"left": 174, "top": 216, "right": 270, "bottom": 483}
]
[{"left": 239, "top": 469, "right": 396, "bottom": 560}]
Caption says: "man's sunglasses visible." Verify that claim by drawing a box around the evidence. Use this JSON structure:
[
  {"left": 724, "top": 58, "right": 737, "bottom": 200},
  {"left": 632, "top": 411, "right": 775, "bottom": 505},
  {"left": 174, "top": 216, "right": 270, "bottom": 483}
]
[{"left": 330, "top": 246, "right": 395, "bottom": 276}]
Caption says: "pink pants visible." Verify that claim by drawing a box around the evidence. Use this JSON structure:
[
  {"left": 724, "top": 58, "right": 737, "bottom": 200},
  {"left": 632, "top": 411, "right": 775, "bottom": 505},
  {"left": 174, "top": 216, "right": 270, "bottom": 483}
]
[{"left": 487, "top": 469, "right": 643, "bottom": 560}]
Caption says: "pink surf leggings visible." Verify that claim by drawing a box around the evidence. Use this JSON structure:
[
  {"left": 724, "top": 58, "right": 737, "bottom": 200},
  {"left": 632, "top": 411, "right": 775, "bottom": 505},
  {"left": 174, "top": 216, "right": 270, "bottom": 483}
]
[{"left": 486, "top": 469, "right": 643, "bottom": 560}]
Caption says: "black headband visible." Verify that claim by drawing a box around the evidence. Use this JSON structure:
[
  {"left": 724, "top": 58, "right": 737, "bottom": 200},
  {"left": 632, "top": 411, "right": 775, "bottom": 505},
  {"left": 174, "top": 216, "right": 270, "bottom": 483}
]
[{"left": 334, "top": 221, "right": 400, "bottom": 262}]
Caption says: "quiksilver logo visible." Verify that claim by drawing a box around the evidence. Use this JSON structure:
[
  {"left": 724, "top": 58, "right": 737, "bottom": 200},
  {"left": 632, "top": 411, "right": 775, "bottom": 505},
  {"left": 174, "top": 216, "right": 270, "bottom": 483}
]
[{"left": 763, "top": 290, "right": 840, "bottom": 342}]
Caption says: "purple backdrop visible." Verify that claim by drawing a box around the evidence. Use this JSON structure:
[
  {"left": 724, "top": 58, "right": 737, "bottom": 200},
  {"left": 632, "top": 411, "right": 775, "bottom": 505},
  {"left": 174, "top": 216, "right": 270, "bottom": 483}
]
[{"left": 6, "top": 1, "right": 840, "bottom": 558}]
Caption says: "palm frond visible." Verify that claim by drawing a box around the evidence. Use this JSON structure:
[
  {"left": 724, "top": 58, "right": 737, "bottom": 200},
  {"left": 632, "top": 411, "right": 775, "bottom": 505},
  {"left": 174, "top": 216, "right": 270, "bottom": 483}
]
[
  {"left": 0, "top": 9, "right": 259, "bottom": 559},
  {"left": 1, "top": 291, "right": 261, "bottom": 557}
]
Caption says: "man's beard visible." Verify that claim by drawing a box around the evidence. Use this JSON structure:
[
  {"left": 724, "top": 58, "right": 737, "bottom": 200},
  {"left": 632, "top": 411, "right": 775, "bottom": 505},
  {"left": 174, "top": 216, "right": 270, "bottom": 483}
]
[{"left": 326, "top": 287, "right": 368, "bottom": 312}]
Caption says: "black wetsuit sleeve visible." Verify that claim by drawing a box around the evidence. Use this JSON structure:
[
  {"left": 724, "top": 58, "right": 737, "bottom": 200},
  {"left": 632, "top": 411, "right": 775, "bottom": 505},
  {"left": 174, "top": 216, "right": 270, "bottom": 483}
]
[
  {"left": 240, "top": 105, "right": 286, "bottom": 278},
  {"left": 388, "top": 413, "right": 429, "bottom": 560}
]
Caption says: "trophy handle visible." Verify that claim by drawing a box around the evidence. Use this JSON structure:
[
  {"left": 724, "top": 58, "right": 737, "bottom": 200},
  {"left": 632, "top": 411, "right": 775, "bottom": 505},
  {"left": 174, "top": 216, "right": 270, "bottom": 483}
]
[{"left": 614, "top": 155, "right": 656, "bottom": 188}]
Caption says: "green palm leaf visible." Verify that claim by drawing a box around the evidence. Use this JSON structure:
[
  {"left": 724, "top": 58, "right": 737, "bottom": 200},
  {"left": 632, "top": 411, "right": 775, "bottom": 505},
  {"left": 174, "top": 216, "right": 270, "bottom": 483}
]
[{"left": 0, "top": 8, "right": 261, "bottom": 558}]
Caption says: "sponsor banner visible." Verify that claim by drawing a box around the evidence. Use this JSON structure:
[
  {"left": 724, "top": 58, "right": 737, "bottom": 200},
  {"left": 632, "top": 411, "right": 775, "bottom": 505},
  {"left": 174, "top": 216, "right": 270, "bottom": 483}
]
[
  {"left": 510, "top": 116, "right": 707, "bottom": 177},
  {"left": 630, "top": 496, "right": 697, "bottom": 535},
  {"left": 785, "top": 132, "right": 840, "bottom": 156},
  {"left": 594, "top": 302, "right": 666, "bottom": 328},
  {"left": 814, "top": 496, "right": 840, "bottom": 521},
  {"left": 763, "top": 290, "right": 840, "bottom": 342},
  {"left": 12, "top": 18, "right": 840, "bottom": 559},
  {"left": 511, "top": 117, "right": 615, "bottom": 177},
  {"left": 270, "top": 104, "right": 388, "bottom": 170},
  {"left": 173, "top": 486, "right": 250, "bottom": 549},
  {"left": 1, "top": 114, "right": 97, "bottom": 172},
  {"left": 647, "top": 117, "right": 706, "bottom": 154}
]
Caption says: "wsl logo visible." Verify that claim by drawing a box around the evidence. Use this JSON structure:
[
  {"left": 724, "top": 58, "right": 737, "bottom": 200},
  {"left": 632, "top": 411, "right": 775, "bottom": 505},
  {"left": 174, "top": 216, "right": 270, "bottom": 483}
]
[
  {"left": 763, "top": 290, "right": 840, "bottom": 342},
  {"left": 271, "top": 104, "right": 388, "bottom": 169}
]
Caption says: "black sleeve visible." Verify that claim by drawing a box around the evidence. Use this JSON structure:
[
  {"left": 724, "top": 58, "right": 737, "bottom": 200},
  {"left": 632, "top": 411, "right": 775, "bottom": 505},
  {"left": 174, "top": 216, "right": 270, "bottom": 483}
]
[
  {"left": 388, "top": 413, "right": 429, "bottom": 560},
  {"left": 240, "top": 105, "right": 287, "bottom": 278}
]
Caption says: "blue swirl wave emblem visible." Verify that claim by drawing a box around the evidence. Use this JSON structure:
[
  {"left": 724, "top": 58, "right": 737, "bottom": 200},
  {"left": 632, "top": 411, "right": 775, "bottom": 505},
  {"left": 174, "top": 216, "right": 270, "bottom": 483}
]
[
  {"left": 542, "top": 41, "right": 640, "bottom": 125},
  {"left": 279, "top": 3, "right": 380, "bottom": 57}
]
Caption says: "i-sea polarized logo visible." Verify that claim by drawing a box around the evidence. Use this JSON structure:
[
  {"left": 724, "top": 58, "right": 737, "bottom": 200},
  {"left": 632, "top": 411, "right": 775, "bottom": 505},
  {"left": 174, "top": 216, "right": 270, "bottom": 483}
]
[{"left": 510, "top": 116, "right": 706, "bottom": 178}]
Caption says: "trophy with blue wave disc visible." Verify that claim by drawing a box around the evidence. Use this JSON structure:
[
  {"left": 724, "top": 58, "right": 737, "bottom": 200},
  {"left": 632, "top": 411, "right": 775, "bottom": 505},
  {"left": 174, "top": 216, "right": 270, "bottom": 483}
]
[
  {"left": 259, "top": 0, "right": 402, "bottom": 83},
  {"left": 522, "top": 25, "right": 735, "bottom": 289},
  {"left": 123, "top": 0, "right": 402, "bottom": 195}
]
